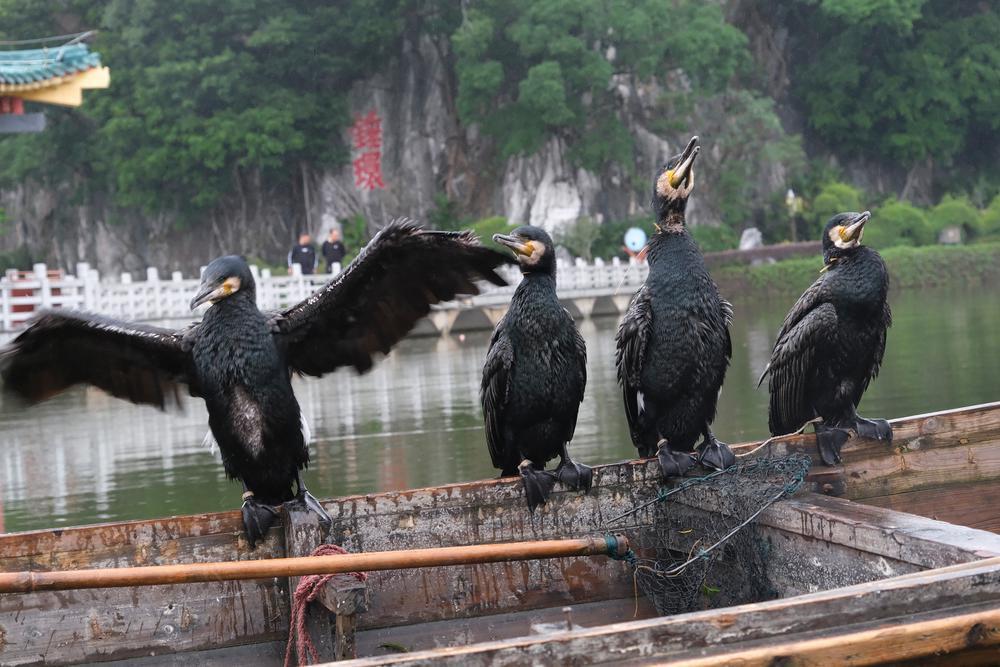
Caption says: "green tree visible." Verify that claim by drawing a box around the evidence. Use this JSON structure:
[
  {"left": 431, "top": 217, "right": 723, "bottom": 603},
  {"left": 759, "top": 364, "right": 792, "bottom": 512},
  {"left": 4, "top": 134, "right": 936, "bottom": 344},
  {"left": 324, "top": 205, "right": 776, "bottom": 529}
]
[
  {"left": 0, "top": 0, "right": 411, "bottom": 217},
  {"left": 791, "top": 0, "right": 1000, "bottom": 169},
  {"left": 452, "top": 0, "right": 748, "bottom": 169}
]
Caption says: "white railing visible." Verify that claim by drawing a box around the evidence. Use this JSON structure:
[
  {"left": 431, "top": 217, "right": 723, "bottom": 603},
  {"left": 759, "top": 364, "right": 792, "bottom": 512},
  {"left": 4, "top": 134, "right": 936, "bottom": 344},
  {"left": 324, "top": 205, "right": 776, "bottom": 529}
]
[{"left": 1, "top": 257, "right": 648, "bottom": 331}]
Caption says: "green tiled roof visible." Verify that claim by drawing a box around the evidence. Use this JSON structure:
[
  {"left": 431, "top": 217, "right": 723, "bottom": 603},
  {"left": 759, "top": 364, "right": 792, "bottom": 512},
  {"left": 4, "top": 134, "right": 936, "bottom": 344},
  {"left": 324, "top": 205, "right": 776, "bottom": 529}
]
[{"left": 0, "top": 43, "right": 101, "bottom": 86}]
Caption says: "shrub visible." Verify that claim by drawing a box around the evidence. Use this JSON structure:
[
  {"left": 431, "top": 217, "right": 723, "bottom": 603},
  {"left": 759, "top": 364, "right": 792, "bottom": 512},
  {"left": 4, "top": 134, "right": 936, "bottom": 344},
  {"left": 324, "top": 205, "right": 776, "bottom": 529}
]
[
  {"left": 810, "top": 182, "right": 862, "bottom": 232},
  {"left": 927, "top": 196, "right": 983, "bottom": 241},
  {"left": 979, "top": 194, "right": 1000, "bottom": 242},
  {"left": 466, "top": 216, "right": 517, "bottom": 251},
  {"left": 690, "top": 224, "right": 739, "bottom": 252},
  {"left": 864, "top": 199, "right": 935, "bottom": 249},
  {"left": 556, "top": 217, "right": 601, "bottom": 261}
]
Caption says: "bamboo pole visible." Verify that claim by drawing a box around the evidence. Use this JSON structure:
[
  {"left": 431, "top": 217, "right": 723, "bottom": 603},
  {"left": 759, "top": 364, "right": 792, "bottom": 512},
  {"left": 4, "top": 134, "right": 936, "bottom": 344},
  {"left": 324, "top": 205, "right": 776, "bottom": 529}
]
[{"left": 0, "top": 535, "right": 628, "bottom": 594}]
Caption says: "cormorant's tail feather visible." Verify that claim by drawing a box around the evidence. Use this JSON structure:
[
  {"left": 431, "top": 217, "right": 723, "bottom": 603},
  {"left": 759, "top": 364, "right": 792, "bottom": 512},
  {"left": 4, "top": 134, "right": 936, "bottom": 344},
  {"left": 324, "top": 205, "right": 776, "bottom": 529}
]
[{"left": 756, "top": 364, "right": 770, "bottom": 388}]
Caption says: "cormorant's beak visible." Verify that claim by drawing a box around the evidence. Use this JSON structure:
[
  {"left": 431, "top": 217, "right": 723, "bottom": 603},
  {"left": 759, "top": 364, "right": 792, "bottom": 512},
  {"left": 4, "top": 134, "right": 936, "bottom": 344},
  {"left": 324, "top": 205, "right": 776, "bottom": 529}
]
[
  {"left": 669, "top": 135, "right": 700, "bottom": 187},
  {"left": 190, "top": 281, "right": 221, "bottom": 310},
  {"left": 841, "top": 210, "right": 871, "bottom": 242},
  {"left": 493, "top": 233, "right": 531, "bottom": 257}
]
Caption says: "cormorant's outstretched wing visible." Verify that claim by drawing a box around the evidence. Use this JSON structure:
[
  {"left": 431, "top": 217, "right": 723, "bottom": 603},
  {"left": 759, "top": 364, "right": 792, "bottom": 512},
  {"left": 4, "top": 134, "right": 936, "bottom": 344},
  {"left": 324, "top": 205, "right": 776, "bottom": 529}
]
[
  {"left": 274, "top": 220, "right": 510, "bottom": 376},
  {"left": 481, "top": 325, "right": 513, "bottom": 469},
  {"left": 765, "top": 302, "right": 837, "bottom": 434},
  {"left": 0, "top": 311, "right": 196, "bottom": 408},
  {"left": 615, "top": 286, "right": 652, "bottom": 442}
]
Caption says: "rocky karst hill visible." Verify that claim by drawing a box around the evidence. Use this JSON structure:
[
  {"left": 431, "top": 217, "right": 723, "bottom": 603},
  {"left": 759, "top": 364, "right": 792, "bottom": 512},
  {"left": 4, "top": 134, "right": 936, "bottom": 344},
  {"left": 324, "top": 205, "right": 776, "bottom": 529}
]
[{"left": 0, "top": 0, "right": 996, "bottom": 274}]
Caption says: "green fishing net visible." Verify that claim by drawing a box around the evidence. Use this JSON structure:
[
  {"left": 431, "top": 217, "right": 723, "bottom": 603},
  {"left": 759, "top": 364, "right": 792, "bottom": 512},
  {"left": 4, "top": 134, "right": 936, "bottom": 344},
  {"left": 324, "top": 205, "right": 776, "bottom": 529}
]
[{"left": 605, "top": 453, "right": 812, "bottom": 616}]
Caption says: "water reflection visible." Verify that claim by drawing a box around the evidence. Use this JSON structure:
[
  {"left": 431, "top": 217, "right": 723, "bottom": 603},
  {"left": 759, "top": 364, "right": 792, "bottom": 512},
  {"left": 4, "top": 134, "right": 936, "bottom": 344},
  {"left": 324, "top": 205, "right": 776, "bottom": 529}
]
[{"left": 1, "top": 285, "right": 997, "bottom": 533}]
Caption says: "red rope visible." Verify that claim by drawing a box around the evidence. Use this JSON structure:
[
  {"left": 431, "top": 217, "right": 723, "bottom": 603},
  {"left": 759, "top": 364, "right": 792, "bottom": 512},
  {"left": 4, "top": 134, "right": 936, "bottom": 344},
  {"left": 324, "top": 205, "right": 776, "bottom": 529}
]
[{"left": 284, "top": 544, "right": 368, "bottom": 667}]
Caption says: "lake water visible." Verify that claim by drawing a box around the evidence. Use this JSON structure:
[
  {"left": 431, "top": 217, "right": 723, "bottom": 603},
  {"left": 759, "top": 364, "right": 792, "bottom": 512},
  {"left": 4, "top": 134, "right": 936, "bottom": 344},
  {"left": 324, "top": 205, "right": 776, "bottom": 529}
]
[{"left": 1, "top": 284, "right": 997, "bottom": 533}]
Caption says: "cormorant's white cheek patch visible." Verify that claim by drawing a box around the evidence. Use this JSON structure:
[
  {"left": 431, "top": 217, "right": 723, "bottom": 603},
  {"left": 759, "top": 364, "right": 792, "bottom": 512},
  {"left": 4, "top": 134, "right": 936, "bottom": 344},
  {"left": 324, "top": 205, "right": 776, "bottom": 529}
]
[
  {"left": 524, "top": 242, "right": 546, "bottom": 266},
  {"left": 828, "top": 226, "right": 860, "bottom": 250},
  {"left": 656, "top": 169, "right": 694, "bottom": 200},
  {"left": 222, "top": 276, "right": 242, "bottom": 296}
]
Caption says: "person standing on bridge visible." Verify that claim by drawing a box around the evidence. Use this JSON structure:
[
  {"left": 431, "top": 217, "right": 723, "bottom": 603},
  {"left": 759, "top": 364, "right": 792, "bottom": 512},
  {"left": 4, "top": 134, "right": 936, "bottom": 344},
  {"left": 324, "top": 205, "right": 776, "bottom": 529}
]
[
  {"left": 288, "top": 233, "right": 318, "bottom": 275},
  {"left": 322, "top": 227, "right": 347, "bottom": 275}
]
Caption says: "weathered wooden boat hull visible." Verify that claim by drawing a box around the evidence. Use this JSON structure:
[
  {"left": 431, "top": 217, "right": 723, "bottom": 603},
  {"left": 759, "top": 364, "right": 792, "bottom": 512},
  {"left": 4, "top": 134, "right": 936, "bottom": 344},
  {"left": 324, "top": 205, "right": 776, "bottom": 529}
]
[{"left": 0, "top": 402, "right": 999, "bottom": 666}]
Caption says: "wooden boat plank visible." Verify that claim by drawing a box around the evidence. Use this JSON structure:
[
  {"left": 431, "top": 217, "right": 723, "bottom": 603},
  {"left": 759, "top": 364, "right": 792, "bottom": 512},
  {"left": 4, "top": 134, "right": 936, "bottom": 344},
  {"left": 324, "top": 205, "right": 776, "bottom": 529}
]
[
  {"left": 355, "top": 598, "right": 658, "bottom": 658},
  {"left": 755, "top": 403, "right": 1000, "bottom": 503},
  {"left": 760, "top": 492, "right": 1000, "bottom": 567},
  {"left": 648, "top": 604, "right": 1000, "bottom": 667},
  {"left": 335, "top": 556, "right": 1000, "bottom": 666},
  {"left": 863, "top": 478, "right": 1000, "bottom": 533},
  {"left": 0, "top": 579, "right": 289, "bottom": 667},
  {"left": 0, "top": 512, "right": 284, "bottom": 566}
]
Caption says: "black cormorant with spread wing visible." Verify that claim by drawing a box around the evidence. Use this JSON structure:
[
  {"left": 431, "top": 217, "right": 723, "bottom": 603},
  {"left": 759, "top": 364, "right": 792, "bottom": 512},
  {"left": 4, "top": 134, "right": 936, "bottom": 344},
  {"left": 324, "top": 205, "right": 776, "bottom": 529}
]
[
  {"left": 1, "top": 221, "right": 510, "bottom": 546},
  {"left": 481, "top": 226, "right": 590, "bottom": 511},
  {"left": 759, "top": 211, "right": 892, "bottom": 465},
  {"left": 616, "top": 136, "right": 735, "bottom": 477}
]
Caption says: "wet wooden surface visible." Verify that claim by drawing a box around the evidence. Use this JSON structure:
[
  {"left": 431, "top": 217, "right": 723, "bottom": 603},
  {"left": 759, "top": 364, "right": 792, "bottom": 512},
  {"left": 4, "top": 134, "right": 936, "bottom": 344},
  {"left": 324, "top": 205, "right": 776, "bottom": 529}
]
[
  {"left": 731, "top": 401, "right": 1000, "bottom": 531},
  {"left": 338, "top": 556, "right": 1000, "bottom": 666},
  {"left": 0, "top": 512, "right": 289, "bottom": 666},
  {"left": 863, "top": 478, "right": 1000, "bottom": 533}
]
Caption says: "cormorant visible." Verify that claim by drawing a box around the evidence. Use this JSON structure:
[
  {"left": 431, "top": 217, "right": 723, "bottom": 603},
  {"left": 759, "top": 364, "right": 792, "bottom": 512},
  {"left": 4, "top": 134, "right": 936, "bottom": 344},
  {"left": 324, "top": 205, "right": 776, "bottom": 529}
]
[
  {"left": 759, "top": 211, "right": 892, "bottom": 465},
  {"left": 482, "top": 226, "right": 591, "bottom": 511},
  {"left": 615, "top": 136, "right": 735, "bottom": 477},
  {"left": 1, "top": 221, "right": 510, "bottom": 546}
]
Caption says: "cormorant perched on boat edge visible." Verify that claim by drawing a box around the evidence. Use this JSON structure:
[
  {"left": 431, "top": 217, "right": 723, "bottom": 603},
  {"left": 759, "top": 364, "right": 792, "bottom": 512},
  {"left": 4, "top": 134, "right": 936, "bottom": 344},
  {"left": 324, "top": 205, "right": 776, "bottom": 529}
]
[
  {"left": 482, "top": 226, "right": 591, "bottom": 511},
  {"left": 616, "top": 135, "right": 736, "bottom": 478},
  {"left": 0, "top": 220, "right": 511, "bottom": 547},
  {"left": 758, "top": 211, "right": 892, "bottom": 465}
]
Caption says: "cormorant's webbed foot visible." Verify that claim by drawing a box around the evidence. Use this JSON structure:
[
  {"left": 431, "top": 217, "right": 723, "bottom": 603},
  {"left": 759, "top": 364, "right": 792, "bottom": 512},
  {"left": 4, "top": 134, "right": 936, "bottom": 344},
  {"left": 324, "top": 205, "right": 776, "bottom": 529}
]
[
  {"left": 295, "top": 474, "right": 332, "bottom": 526},
  {"left": 854, "top": 416, "right": 893, "bottom": 443},
  {"left": 518, "top": 460, "right": 557, "bottom": 513},
  {"left": 656, "top": 439, "right": 695, "bottom": 478},
  {"left": 695, "top": 432, "right": 736, "bottom": 471},
  {"left": 241, "top": 491, "right": 279, "bottom": 549},
  {"left": 814, "top": 425, "right": 851, "bottom": 466},
  {"left": 553, "top": 456, "right": 593, "bottom": 493}
]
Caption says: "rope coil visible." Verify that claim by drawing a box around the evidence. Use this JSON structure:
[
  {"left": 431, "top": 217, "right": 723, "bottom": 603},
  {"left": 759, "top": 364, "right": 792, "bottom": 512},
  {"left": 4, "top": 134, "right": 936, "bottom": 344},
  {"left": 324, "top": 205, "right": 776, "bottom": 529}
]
[{"left": 284, "top": 544, "right": 367, "bottom": 667}]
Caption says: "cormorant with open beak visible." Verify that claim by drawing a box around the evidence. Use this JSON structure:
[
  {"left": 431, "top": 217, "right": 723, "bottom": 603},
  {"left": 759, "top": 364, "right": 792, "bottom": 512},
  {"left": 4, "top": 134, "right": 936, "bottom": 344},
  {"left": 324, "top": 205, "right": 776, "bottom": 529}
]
[
  {"left": 482, "top": 226, "right": 591, "bottom": 511},
  {"left": 759, "top": 211, "right": 892, "bottom": 464},
  {"left": 616, "top": 136, "right": 735, "bottom": 477},
  {"left": 1, "top": 221, "right": 510, "bottom": 546}
]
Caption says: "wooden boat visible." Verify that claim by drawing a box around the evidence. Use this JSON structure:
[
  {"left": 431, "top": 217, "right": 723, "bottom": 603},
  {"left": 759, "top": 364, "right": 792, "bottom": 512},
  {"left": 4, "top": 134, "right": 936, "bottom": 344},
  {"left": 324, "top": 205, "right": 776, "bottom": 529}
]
[{"left": 2, "top": 401, "right": 1000, "bottom": 666}]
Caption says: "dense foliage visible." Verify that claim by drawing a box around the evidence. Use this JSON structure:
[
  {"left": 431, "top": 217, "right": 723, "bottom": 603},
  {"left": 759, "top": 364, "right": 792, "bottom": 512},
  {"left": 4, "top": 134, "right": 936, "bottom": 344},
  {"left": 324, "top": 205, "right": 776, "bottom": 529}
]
[
  {"left": 0, "top": 0, "right": 416, "bottom": 216},
  {"left": 789, "top": 0, "right": 1000, "bottom": 178},
  {"left": 2, "top": 0, "right": 1000, "bottom": 259}
]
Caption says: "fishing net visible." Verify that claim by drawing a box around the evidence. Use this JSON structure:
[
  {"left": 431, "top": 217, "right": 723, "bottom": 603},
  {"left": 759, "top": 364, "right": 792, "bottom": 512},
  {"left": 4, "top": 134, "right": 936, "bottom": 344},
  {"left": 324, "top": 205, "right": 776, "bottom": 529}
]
[{"left": 605, "top": 453, "right": 811, "bottom": 616}]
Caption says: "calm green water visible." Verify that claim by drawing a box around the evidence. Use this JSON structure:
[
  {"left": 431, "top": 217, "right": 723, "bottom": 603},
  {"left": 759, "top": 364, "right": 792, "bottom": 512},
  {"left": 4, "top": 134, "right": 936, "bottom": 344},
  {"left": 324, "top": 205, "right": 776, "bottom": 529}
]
[{"left": 0, "top": 285, "right": 997, "bottom": 533}]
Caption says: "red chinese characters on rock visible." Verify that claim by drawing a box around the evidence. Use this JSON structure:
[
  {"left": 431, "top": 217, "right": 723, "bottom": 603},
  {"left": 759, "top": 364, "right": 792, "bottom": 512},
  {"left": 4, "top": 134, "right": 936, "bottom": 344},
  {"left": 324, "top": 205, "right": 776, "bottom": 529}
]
[{"left": 350, "top": 110, "right": 385, "bottom": 191}]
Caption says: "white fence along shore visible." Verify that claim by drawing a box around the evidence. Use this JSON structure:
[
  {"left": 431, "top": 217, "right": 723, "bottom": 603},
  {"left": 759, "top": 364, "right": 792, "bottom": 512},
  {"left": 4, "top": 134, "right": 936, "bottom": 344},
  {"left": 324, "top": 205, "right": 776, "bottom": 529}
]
[{"left": 1, "top": 258, "right": 649, "bottom": 332}]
